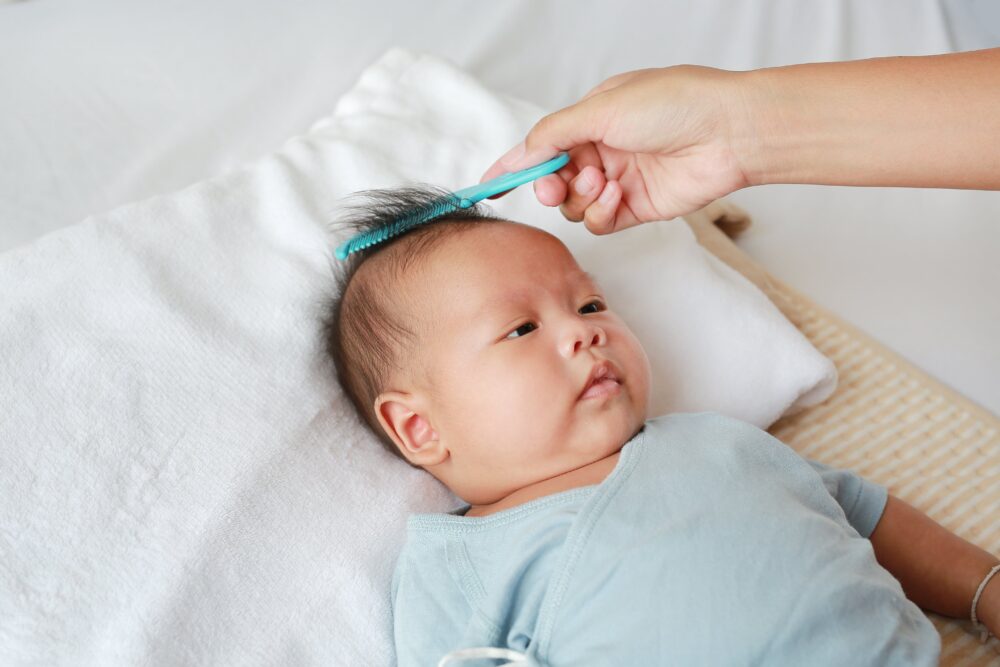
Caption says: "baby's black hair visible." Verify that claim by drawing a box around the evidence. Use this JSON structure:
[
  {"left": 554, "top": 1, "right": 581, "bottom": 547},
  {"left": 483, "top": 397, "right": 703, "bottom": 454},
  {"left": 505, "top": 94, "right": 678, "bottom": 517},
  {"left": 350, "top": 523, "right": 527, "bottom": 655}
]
[{"left": 321, "top": 185, "right": 512, "bottom": 464}]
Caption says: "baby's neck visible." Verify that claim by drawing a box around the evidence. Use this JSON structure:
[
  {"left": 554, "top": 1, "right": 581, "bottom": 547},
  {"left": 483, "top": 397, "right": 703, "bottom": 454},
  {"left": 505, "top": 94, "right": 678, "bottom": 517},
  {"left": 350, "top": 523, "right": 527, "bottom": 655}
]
[{"left": 465, "top": 451, "right": 621, "bottom": 518}]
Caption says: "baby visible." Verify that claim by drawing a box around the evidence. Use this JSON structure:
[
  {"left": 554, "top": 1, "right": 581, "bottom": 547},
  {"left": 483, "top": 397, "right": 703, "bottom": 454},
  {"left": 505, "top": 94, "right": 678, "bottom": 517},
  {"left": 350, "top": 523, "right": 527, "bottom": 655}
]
[{"left": 325, "top": 187, "right": 998, "bottom": 666}]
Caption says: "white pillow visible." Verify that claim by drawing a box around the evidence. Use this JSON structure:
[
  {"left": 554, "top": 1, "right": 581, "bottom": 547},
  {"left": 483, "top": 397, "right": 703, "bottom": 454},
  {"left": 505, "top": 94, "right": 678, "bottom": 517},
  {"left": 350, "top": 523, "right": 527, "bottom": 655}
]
[{"left": 0, "top": 48, "right": 834, "bottom": 665}]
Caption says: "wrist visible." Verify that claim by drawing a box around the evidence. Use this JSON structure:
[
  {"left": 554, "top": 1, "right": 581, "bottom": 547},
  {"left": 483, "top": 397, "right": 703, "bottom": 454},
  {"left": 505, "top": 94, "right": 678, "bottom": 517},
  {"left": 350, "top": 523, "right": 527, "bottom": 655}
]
[{"left": 723, "top": 67, "right": 794, "bottom": 189}]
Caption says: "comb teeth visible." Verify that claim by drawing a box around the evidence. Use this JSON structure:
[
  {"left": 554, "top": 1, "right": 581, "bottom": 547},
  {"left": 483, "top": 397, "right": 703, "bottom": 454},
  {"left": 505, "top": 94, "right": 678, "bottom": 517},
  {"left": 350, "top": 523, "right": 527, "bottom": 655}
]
[{"left": 335, "top": 194, "right": 470, "bottom": 260}]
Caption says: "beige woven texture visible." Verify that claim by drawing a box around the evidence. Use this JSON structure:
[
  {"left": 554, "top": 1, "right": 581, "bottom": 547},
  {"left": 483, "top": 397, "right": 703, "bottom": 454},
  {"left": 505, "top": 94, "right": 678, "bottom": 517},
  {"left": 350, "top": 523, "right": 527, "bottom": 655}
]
[{"left": 686, "top": 201, "right": 1000, "bottom": 666}]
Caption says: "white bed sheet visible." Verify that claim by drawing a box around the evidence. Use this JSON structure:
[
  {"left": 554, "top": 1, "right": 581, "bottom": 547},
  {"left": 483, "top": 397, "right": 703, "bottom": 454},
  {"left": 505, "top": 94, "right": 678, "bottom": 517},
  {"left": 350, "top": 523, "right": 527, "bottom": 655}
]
[{"left": 1, "top": 0, "right": 998, "bottom": 414}]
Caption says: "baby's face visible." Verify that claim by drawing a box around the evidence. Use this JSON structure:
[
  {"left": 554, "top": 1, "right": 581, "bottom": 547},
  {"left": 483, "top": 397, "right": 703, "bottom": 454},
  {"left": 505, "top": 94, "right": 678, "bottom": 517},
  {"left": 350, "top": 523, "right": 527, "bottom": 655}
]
[{"left": 380, "top": 222, "right": 651, "bottom": 505}]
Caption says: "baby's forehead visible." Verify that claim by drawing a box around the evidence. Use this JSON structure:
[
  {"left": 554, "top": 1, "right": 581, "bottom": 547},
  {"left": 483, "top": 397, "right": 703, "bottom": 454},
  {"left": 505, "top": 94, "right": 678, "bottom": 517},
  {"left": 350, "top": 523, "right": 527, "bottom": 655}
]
[
  {"left": 433, "top": 223, "right": 579, "bottom": 278},
  {"left": 409, "top": 225, "right": 594, "bottom": 312},
  {"left": 434, "top": 220, "right": 574, "bottom": 269}
]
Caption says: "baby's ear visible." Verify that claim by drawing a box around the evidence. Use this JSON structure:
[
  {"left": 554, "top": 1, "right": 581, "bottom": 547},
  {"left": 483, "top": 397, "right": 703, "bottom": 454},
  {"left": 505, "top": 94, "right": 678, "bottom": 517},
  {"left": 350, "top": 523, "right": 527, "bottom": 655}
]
[{"left": 374, "top": 391, "right": 443, "bottom": 465}]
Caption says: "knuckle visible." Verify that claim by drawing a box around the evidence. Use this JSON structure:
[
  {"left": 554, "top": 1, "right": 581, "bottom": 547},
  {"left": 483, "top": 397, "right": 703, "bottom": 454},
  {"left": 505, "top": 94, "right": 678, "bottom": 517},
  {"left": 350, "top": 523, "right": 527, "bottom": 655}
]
[
  {"left": 582, "top": 209, "right": 604, "bottom": 234},
  {"left": 560, "top": 202, "right": 584, "bottom": 223}
]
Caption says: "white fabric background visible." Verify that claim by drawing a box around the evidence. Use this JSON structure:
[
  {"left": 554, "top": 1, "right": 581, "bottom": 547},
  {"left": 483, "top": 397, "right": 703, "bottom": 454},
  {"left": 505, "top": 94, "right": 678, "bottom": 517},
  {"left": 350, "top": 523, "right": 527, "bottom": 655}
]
[
  {"left": 0, "top": 48, "right": 839, "bottom": 666},
  {"left": 1, "top": 2, "right": 997, "bottom": 406}
]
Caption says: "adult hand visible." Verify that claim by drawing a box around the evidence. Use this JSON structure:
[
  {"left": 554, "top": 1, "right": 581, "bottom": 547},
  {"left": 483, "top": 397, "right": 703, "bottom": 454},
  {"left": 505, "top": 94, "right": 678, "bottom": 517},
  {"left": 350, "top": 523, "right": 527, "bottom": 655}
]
[
  {"left": 479, "top": 65, "right": 756, "bottom": 235},
  {"left": 482, "top": 49, "right": 1000, "bottom": 236}
]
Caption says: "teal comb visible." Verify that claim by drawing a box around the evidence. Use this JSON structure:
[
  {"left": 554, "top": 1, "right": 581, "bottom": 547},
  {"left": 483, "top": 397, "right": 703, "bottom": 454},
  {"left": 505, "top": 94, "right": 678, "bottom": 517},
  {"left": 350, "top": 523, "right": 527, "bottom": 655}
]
[{"left": 334, "top": 152, "right": 570, "bottom": 261}]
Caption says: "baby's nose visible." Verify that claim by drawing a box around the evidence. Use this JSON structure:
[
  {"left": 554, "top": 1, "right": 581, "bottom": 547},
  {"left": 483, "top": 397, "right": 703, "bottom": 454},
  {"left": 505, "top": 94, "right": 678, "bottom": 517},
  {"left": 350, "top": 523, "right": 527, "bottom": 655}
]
[
  {"left": 574, "top": 331, "right": 603, "bottom": 352},
  {"left": 564, "top": 322, "right": 606, "bottom": 356}
]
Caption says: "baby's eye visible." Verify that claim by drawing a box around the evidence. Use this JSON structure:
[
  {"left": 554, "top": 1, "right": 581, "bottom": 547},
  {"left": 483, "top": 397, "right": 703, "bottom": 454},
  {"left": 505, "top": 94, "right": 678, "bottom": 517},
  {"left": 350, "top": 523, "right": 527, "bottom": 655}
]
[
  {"left": 579, "top": 299, "right": 606, "bottom": 314},
  {"left": 505, "top": 322, "right": 537, "bottom": 340},
  {"left": 503, "top": 301, "right": 605, "bottom": 341}
]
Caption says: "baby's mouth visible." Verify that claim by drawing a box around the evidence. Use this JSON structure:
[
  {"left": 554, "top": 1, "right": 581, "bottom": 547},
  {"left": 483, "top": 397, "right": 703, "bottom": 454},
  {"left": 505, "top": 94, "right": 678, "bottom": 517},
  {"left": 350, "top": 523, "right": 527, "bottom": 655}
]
[
  {"left": 578, "top": 361, "right": 622, "bottom": 401},
  {"left": 579, "top": 377, "right": 622, "bottom": 401}
]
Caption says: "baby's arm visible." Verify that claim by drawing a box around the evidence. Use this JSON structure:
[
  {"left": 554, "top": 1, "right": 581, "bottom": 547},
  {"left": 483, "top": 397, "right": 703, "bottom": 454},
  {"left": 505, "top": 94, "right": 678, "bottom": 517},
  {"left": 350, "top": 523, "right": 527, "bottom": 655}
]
[{"left": 869, "top": 494, "right": 1000, "bottom": 638}]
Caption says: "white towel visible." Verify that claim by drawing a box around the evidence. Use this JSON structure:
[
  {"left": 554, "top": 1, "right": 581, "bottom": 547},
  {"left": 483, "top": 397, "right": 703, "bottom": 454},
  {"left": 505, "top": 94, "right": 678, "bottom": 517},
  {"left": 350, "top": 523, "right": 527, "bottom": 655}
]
[{"left": 0, "top": 48, "right": 834, "bottom": 665}]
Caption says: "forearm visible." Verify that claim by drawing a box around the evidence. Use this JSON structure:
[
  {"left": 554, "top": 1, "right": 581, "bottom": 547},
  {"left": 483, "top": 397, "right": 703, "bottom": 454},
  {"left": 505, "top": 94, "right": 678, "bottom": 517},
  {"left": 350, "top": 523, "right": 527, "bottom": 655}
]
[
  {"left": 868, "top": 494, "right": 1000, "bottom": 632},
  {"left": 731, "top": 48, "right": 1000, "bottom": 189}
]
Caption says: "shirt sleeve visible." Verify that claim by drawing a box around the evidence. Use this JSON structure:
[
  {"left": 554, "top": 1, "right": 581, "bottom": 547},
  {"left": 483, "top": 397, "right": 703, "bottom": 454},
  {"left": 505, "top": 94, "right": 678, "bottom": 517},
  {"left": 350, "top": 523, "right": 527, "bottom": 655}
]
[{"left": 805, "top": 459, "right": 888, "bottom": 538}]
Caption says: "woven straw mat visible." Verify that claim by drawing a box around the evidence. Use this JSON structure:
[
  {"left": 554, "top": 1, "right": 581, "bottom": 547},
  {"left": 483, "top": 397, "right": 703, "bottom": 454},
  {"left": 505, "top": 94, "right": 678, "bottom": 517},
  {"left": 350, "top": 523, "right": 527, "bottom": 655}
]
[{"left": 684, "top": 201, "right": 1000, "bottom": 666}]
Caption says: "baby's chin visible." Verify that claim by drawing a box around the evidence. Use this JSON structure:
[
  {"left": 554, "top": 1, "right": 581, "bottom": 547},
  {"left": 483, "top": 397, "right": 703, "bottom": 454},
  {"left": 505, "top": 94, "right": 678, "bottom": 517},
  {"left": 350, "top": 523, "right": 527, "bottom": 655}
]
[
  {"left": 579, "top": 381, "right": 646, "bottom": 427},
  {"left": 574, "top": 404, "right": 645, "bottom": 459}
]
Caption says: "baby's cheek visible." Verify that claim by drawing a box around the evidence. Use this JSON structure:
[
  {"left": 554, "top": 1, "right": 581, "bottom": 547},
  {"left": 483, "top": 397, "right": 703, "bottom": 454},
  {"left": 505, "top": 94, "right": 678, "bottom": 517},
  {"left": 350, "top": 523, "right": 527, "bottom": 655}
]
[
  {"left": 621, "top": 330, "right": 653, "bottom": 407},
  {"left": 479, "top": 370, "right": 538, "bottom": 419}
]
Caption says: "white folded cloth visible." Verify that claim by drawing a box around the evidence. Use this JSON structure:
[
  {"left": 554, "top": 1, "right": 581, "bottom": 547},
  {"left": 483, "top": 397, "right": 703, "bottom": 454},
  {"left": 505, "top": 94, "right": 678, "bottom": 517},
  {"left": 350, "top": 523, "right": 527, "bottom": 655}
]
[{"left": 0, "top": 48, "right": 834, "bottom": 665}]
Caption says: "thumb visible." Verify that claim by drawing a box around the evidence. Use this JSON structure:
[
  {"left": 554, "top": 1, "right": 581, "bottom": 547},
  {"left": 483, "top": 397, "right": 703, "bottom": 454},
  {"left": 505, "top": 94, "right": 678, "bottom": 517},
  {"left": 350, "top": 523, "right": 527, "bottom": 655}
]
[{"left": 482, "top": 97, "right": 605, "bottom": 181}]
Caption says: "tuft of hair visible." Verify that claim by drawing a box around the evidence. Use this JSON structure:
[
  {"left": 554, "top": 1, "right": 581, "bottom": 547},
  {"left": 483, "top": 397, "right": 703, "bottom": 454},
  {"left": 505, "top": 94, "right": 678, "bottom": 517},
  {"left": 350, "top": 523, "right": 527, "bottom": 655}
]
[{"left": 321, "top": 185, "right": 510, "bottom": 465}]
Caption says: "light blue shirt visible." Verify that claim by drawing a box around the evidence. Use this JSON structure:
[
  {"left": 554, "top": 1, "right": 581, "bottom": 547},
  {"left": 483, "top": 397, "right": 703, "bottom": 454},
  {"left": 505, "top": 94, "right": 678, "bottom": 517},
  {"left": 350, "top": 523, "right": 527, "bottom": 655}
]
[{"left": 391, "top": 412, "right": 941, "bottom": 666}]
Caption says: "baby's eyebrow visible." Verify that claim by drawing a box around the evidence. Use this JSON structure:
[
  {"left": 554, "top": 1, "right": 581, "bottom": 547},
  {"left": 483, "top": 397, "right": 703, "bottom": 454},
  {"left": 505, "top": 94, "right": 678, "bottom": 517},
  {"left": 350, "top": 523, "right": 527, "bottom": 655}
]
[
  {"left": 576, "top": 270, "right": 601, "bottom": 290},
  {"left": 474, "top": 288, "right": 532, "bottom": 319},
  {"left": 473, "top": 271, "right": 600, "bottom": 319}
]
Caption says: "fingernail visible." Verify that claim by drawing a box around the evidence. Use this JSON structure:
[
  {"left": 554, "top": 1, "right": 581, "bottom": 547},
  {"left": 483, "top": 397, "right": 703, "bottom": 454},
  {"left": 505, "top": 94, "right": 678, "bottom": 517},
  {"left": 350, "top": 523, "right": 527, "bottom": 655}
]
[
  {"left": 574, "top": 173, "right": 594, "bottom": 195},
  {"left": 499, "top": 141, "right": 525, "bottom": 167},
  {"left": 598, "top": 183, "right": 616, "bottom": 205}
]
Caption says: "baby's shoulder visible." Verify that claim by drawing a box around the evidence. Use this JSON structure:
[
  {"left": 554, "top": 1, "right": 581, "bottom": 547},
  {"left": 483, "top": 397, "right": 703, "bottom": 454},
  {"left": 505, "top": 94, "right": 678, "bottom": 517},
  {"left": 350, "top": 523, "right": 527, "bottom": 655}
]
[{"left": 640, "top": 412, "right": 787, "bottom": 467}]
